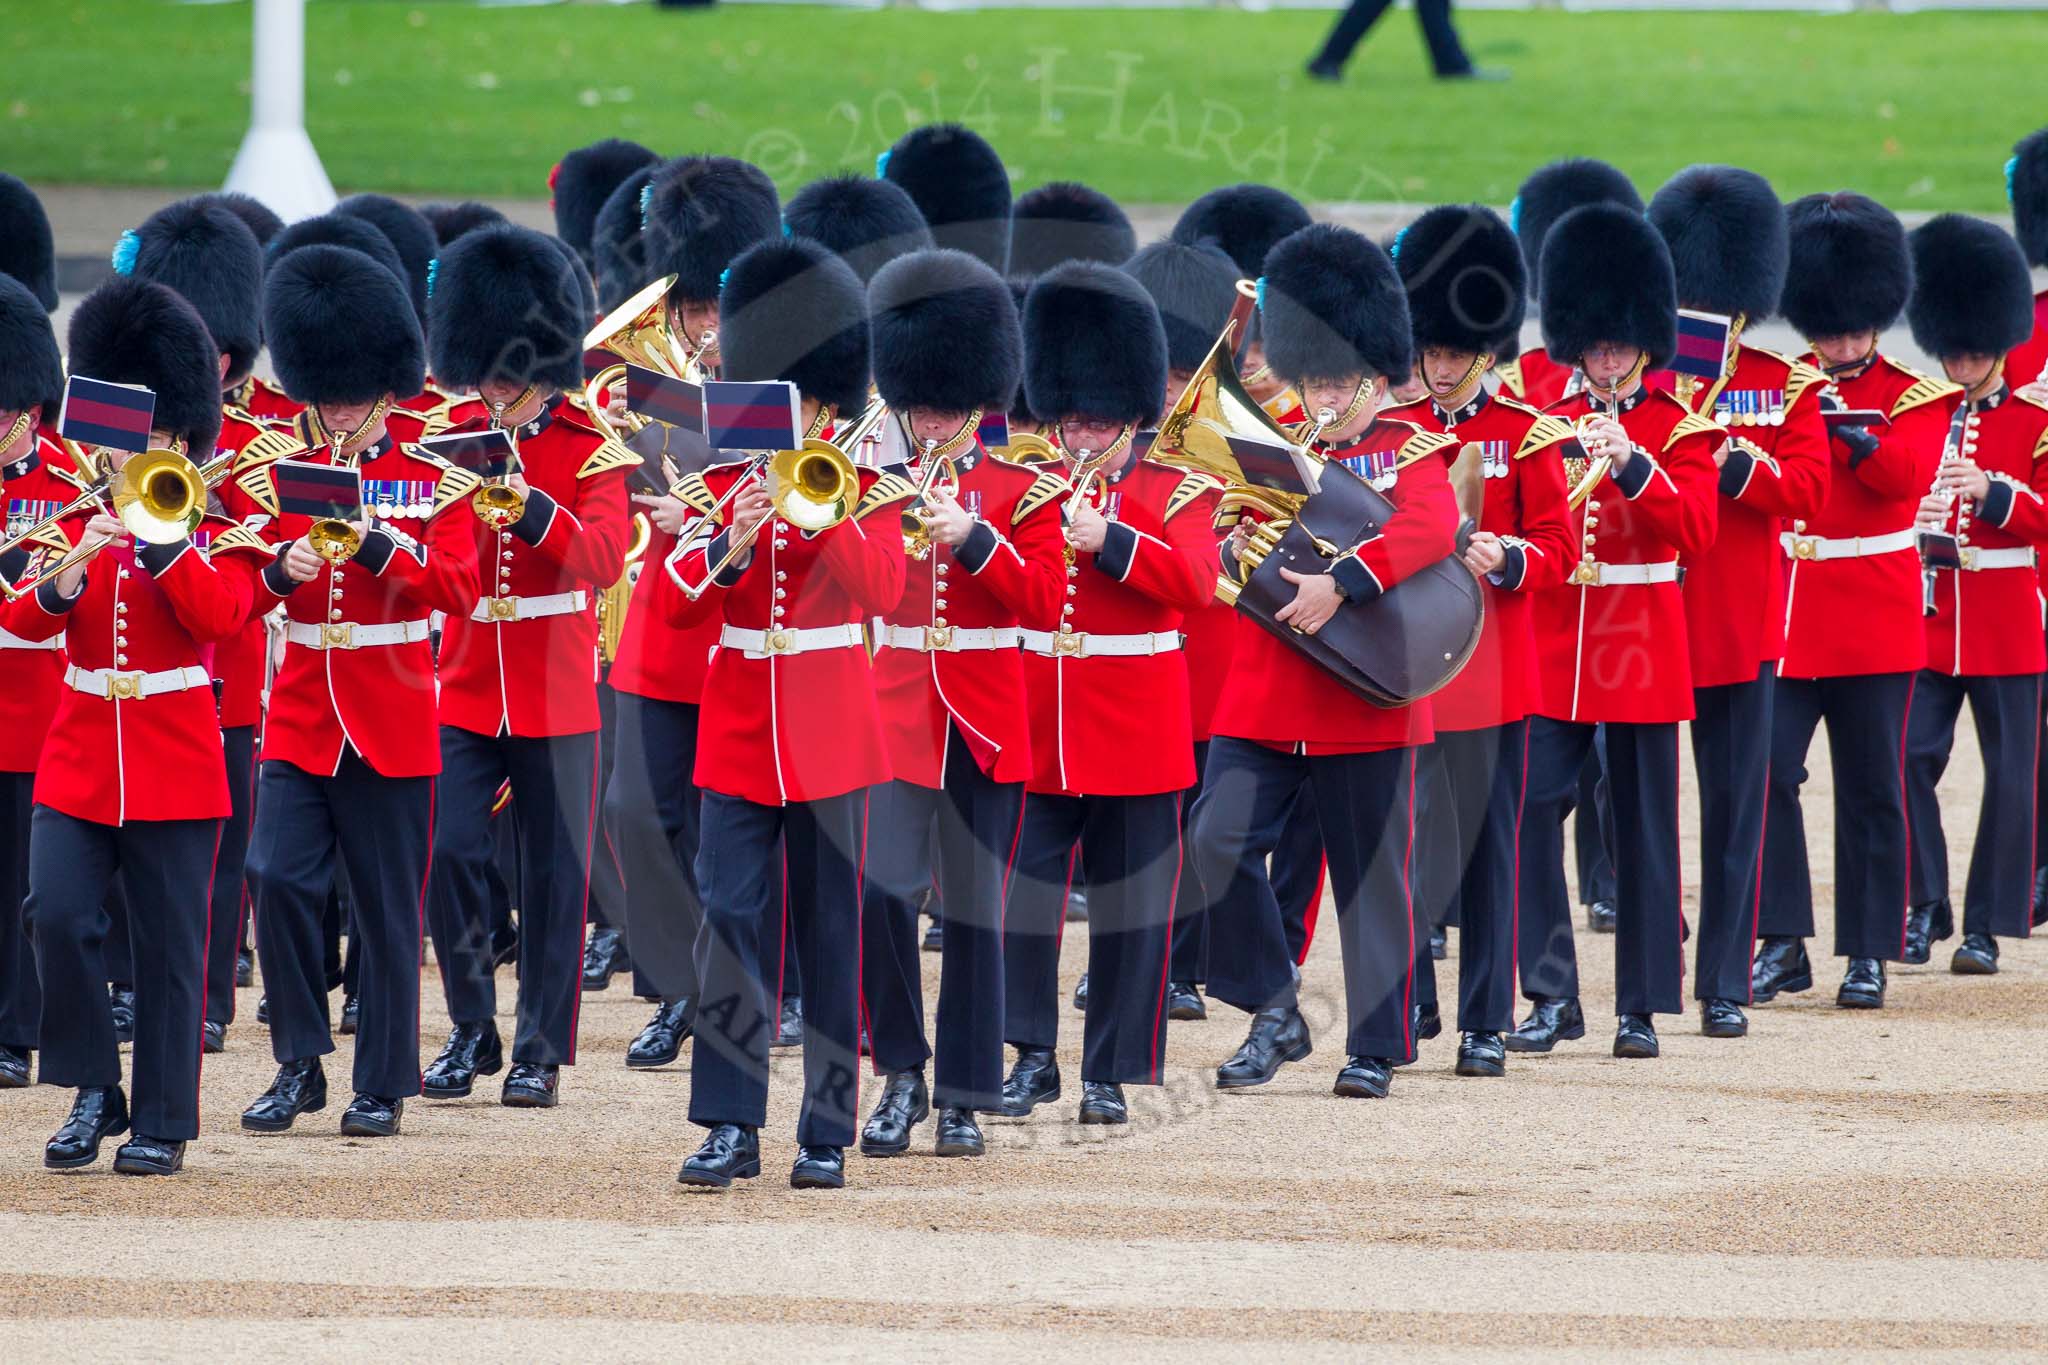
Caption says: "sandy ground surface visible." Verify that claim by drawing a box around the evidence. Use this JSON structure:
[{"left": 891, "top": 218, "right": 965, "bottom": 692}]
[{"left": 2, "top": 717, "right": 2045, "bottom": 1362}]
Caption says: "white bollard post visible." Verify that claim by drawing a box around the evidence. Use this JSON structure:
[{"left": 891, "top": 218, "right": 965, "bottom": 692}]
[{"left": 222, "top": 0, "right": 337, "bottom": 223}]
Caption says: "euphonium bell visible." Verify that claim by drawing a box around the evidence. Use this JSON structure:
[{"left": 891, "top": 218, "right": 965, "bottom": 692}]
[{"left": 581, "top": 273, "right": 692, "bottom": 448}]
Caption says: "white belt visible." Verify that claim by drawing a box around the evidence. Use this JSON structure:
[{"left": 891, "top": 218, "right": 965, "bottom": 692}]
[
  {"left": 1567, "top": 560, "right": 1681, "bottom": 587},
  {"left": 0, "top": 626, "right": 60, "bottom": 651},
  {"left": 64, "top": 663, "right": 209, "bottom": 702},
  {"left": 719, "top": 622, "right": 866, "bottom": 659},
  {"left": 876, "top": 622, "right": 1020, "bottom": 653},
  {"left": 1020, "top": 629, "right": 1181, "bottom": 658},
  {"left": 1781, "top": 528, "right": 1916, "bottom": 562},
  {"left": 285, "top": 618, "right": 432, "bottom": 651},
  {"left": 1956, "top": 545, "right": 2037, "bottom": 572},
  {"left": 469, "top": 590, "right": 589, "bottom": 623}
]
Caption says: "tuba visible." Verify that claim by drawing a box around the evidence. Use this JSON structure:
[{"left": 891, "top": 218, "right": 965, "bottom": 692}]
[
  {"left": 581, "top": 273, "right": 696, "bottom": 449},
  {"left": 598, "top": 511, "right": 652, "bottom": 664}
]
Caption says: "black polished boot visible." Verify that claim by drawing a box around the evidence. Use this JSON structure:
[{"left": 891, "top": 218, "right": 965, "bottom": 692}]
[
  {"left": 501, "top": 1061, "right": 560, "bottom": 1108},
  {"left": 1454, "top": 1031, "right": 1505, "bottom": 1077},
  {"left": 934, "top": 1105, "right": 986, "bottom": 1156},
  {"left": 921, "top": 918, "right": 944, "bottom": 953},
  {"left": 773, "top": 995, "right": 804, "bottom": 1049},
  {"left": 235, "top": 947, "right": 255, "bottom": 989},
  {"left": 1950, "top": 933, "right": 1999, "bottom": 975},
  {"left": 1699, "top": 998, "right": 1748, "bottom": 1038},
  {"left": 581, "top": 926, "right": 630, "bottom": 993},
  {"left": 1071, "top": 972, "right": 1089, "bottom": 1013},
  {"left": 626, "top": 999, "right": 691, "bottom": 1069},
  {"left": 1429, "top": 926, "right": 1448, "bottom": 960},
  {"left": 1504, "top": 997, "right": 1584, "bottom": 1053},
  {"left": 999, "top": 1047, "right": 1061, "bottom": 1117},
  {"left": 1586, "top": 899, "right": 1618, "bottom": 933},
  {"left": 0, "top": 1044, "right": 29, "bottom": 1088},
  {"left": 44, "top": 1086, "right": 128, "bottom": 1169},
  {"left": 677, "top": 1123, "right": 760, "bottom": 1189},
  {"left": 1167, "top": 981, "right": 1206, "bottom": 1021},
  {"left": 859, "top": 1069, "right": 929, "bottom": 1156},
  {"left": 336, "top": 994, "right": 359, "bottom": 1036},
  {"left": 791, "top": 1144, "right": 846, "bottom": 1189},
  {"left": 110, "top": 986, "right": 137, "bottom": 1045},
  {"left": 422, "top": 1021, "right": 503, "bottom": 1099},
  {"left": 339, "top": 1093, "right": 403, "bottom": 1137},
  {"left": 1837, "top": 957, "right": 1886, "bottom": 1009},
  {"left": 1078, "top": 1081, "right": 1128, "bottom": 1124},
  {"left": 1333, "top": 1055, "right": 1393, "bottom": 1098},
  {"left": 1902, "top": 899, "right": 1953, "bottom": 965},
  {"left": 1214, "top": 1005, "right": 1312, "bottom": 1089},
  {"left": 1613, "top": 1013, "right": 1659, "bottom": 1058},
  {"left": 241, "top": 1058, "right": 328, "bottom": 1132},
  {"left": 1750, "top": 936, "right": 1813, "bottom": 1003},
  {"left": 201, "top": 1020, "right": 226, "bottom": 1055},
  {"left": 112, "top": 1133, "right": 186, "bottom": 1176}
]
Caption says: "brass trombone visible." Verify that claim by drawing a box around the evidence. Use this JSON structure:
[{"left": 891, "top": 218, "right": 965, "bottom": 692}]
[
  {"left": 675, "top": 441, "right": 861, "bottom": 600},
  {"left": 2, "top": 447, "right": 227, "bottom": 602}
]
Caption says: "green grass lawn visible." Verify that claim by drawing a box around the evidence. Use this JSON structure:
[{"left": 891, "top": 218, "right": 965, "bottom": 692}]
[{"left": 1, "top": 1, "right": 2034, "bottom": 209}]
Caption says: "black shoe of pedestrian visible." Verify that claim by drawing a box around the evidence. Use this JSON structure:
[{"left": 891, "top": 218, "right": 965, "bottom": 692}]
[
  {"left": 1078, "top": 1081, "right": 1128, "bottom": 1124},
  {"left": 860, "top": 1070, "right": 930, "bottom": 1156},
  {"left": 501, "top": 1062, "right": 559, "bottom": 1108},
  {"left": 1586, "top": 899, "right": 1618, "bottom": 934},
  {"left": 340, "top": 1093, "right": 403, "bottom": 1137},
  {"left": 112, "top": 1133, "right": 185, "bottom": 1176},
  {"left": 1504, "top": 997, "right": 1585, "bottom": 1053},
  {"left": 110, "top": 987, "right": 136, "bottom": 1045},
  {"left": 1613, "top": 1014, "right": 1659, "bottom": 1058},
  {"left": 791, "top": 1144, "right": 846, "bottom": 1190},
  {"left": 581, "top": 926, "right": 629, "bottom": 993},
  {"left": 1837, "top": 958, "right": 1885, "bottom": 1009},
  {"left": 1454, "top": 1031, "right": 1505, "bottom": 1077},
  {"left": 1429, "top": 927, "right": 1448, "bottom": 961},
  {"left": 490, "top": 923, "right": 520, "bottom": 970},
  {"left": 1951, "top": 933, "right": 1999, "bottom": 975},
  {"left": 1439, "top": 65, "right": 1510, "bottom": 81},
  {"left": 626, "top": 999, "right": 691, "bottom": 1069},
  {"left": 201, "top": 1020, "right": 226, "bottom": 1055},
  {"left": 242, "top": 1058, "right": 327, "bottom": 1132},
  {"left": 677, "top": 1123, "right": 760, "bottom": 1189},
  {"left": 1215, "top": 1005, "right": 1312, "bottom": 1089},
  {"left": 1699, "top": 998, "right": 1748, "bottom": 1038},
  {"left": 773, "top": 995, "right": 804, "bottom": 1049},
  {"left": 1065, "top": 888, "right": 1090, "bottom": 923},
  {"left": 1305, "top": 58, "right": 1343, "bottom": 82},
  {"left": 1333, "top": 1055, "right": 1393, "bottom": 1099},
  {"left": 934, "top": 1105, "right": 985, "bottom": 1157},
  {"left": 1071, "top": 972, "right": 1089, "bottom": 1013},
  {"left": 1167, "top": 981, "right": 1206, "bottom": 1021},
  {"left": 921, "top": 918, "right": 944, "bottom": 953},
  {"left": 1903, "top": 899, "right": 1953, "bottom": 965},
  {"left": 1750, "top": 936, "right": 1813, "bottom": 1003},
  {"left": 235, "top": 948, "right": 255, "bottom": 989},
  {"left": 0, "top": 1044, "right": 29, "bottom": 1088},
  {"left": 255, "top": 994, "right": 269, "bottom": 1026},
  {"left": 44, "top": 1086, "right": 128, "bottom": 1169},
  {"left": 1000, "top": 1047, "right": 1061, "bottom": 1117},
  {"left": 336, "top": 994, "right": 359, "bottom": 1036},
  {"left": 422, "top": 1022, "right": 503, "bottom": 1099}
]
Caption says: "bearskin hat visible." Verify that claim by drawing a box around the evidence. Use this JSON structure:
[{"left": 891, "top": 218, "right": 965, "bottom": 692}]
[
  {"left": 2010, "top": 126, "right": 2048, "bottom": 269},
  {"left": 1022, "top": 261, "right": 1167, "bottom": 428},
  {"left": 117, "top": 198, "right": 265, "bottom": 386},
  {"left": 1260, "top": 223, "right": 1412, "bottom": 383},
  {"left": 66, "top": 277, "right": 222, "bottom": 457},
  {"left": 192, "top": 192, "right": 284, "bottom": 249},
  {"left": 784, "top": 175, "right": 934, "bottom": 286},
  {"left": 0, "top": 174, "right": 56, "bottom": 311},
  {"left": 542, "top": 234, "right": 597, "bottom": 326},
  {"left": 420, "top": 201, "right": 507, "bottom": 247},
  {"left": 1009, "top": 182, "right": 1137, "bottom": 279},
  {"left": 868, "top": 248, "right": 1021, "bottom": 416},
  {"left": 1122, "top": 238, "right": 1240, "bottom": 374},
  {"left": 1170, "top": 183, "right": 1311, "bottom": 280},
  {"left": 1647, "top": 165, "right": 1787, "bottom": 322},
  {"left": 1781, "top": 192, "right": 1912, "bottom": 340},
  {"left": 592, "top": 163, "right": 660, "bottom": 313},
  {"left": 264, "top": 245, "right": 425, "bottom": 407},
  {"left": 267, "top": 212, "right": 407, "bottom": 292},
  {"left": 719, "top": 237, "right": 871, "bottom": 421},
  {"left": 428, "top": 224, "right": 590, "bottom": 392},
  {"left": 552, "top": 138, "right": 660, "bottom": 271},
  {"left": 644, "top": 156, "right": 783, "bottom": 304},
  {"left": 1538, "top": 203, "right": 1678, "bottom": 370},
  {"left": 1393, "top": 203, "right": 1525, "bottom": 357},
  {"left": 1905, "top": 214, "right": 2034, "bottom": 361},
  {"left": 336, "top": 193, "right": 439, "bottom": 324},
  {"left": 879, "top": 124, "right": 1012, "bottom": 275},
  {"left": 1513, "top": 158, "right": 1642, "bottom": 293},
  {"left": 0, "top": 276, "right": 64, "bottom": 419}
]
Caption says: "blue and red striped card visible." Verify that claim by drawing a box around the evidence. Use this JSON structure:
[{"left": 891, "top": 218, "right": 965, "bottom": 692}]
[
  {"left": 59, "top": 376, "right": 155, "bottom": 453},
  {"left": 704, "top": 380, "right": 801, "bottom": 453},
  {"left": 420, "top": 428, "right": 516, "bottom": 476},
  {"left": 1672, "top": 309, "right": 1734, "bottom": 382},
  {"left": 273, "top": 459, "right": 364, "bottom": 517},
  {"left": 626, "top": 364, "right": 705, "bottom": 432},
  {"left": 975, "top": 412, "right": 1010, "bottom": 450}
]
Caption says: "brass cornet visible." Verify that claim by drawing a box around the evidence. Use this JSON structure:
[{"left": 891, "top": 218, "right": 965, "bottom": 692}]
[{"left": 901, "top": 441, "right": 960, "bottom": 561}]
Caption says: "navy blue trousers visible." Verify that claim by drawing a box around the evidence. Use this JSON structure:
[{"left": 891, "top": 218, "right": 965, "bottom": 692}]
[
  {"left": 1906, "top": 670, "right": 2041, "bottom": 939},
  {"left": 588, "top": 680, "right": 629, "bottom": 936},
  {"left": 606, "top": 694, "right": 704, "bottom": 1005},
  {"left": 1691, "top": 668, "right": 1774, "bottom": 1002},
  {"left": 1410, "top": 722, "right": 1529, "bottom": 1033},
  {"left": 205, "top": 724, "right": 256, "bottom": 1027},
  {"left": 1168, "top": 741, "right": 1211, "bottom": 984},
  {"left": 248, "top": 751, "right": 432, "bottom": 1099},
  {"left": 27, "top": 807, "right": 218, "bottom": 1139},
  {"left": 1575, "top": 745, "right": 1617, "bottom": 907},
  {"left": 0, "top": 773, "right": 38, "bottom": 1052}
]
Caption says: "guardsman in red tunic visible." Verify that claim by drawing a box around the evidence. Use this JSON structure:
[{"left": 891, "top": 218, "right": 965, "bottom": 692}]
[
  {"left": 1387, "top": 205, "right": 1577, "bottom": 1077},
  {"left": 854, "top": 250, "right": 1064, "bottom": 1156},
  {"left": 1169, "top": 184, "right": 1314, "bottom": 414},
  {"left": 1511, "top": 205, "right": 1721, "bottom": 1061},
  {"left": 1753, "top": 195, "right": 1958, "bottom": 1011},
  {"left": 1647, "top": 167, "right": 1832, "bottom": 1038},
  {"left": 1501, "top": 159, "right": 1647, "bottom": 411},
  {"left": 659, "top": 255, "right": 910, "bottom": 1194},
  {"left": 228, "top": 247, "right": 482, "bottom": 1138},
  {"left": 2007, "top": 129, "right": 2048, "bottom": 395},
  {"left": 1899, "top": 216, "right": 2048, "bottom": 975},
  {"left": 421, "top": 225, "right": 636, "bottom": 1108},
  {"left": 1192, "top": 224, "right": 1457, "bottom": 1101},
  {"left": 0, "top": 273, "right": 72, "bottom": 1091},
  {"left": 998, "top": 262, "right": 1213, "bottom": 1126},
  {"left": 11, "top": 279, "right": 271, "bottom": 1175}
]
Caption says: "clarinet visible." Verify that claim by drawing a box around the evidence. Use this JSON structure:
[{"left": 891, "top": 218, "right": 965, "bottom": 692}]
[{"left": 1918, "top": 402, "right": 1970, "bottom": 617}]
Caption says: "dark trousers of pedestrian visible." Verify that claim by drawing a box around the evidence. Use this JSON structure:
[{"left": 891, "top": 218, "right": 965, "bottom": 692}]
[
  {"left": 1273, "top": 782, "right": 1327, "bottom": 964},
  {"left": 1691, "top": 667, "right": 1775, "bottom": 1002},
  {"left": 691, "top": 788, "right": 864, "bottom": 1146},
  {"left": 1195, "top": 738, "right": 1418, "bottom": 1062},
  {"left": 606, "top": 694, "right": 704, "bottom": 1005},
  {"left": 1518, "top": 719, "right": 1684, "bottom": 1016},
  {"left": 1760, "top": 672, "right": 1913, "bottom": 959},
  {"left": 204, "top": 725, "right": 256, "bottom": 1027},
  {"left": 1005, "top": 789, "right": 1178, "bottom": 1085},
  {"left": 0, "top": 773, "right": 39, "bottom": 1053},
  {"left": 247, "top": 752, "right": 432, "bottom": 1099},
  {"left": 429, "top": 726, "right": 599, "bottom": 1066},
  {"left": 1906, "top": 670, "right": 2041, "bottom": 939},
  {"left": 1311, "top": 0, "right": 1474, "bottom": 76},
  {"left": 27, "top": 808, "right": 218, "bottom": 1140},
  {"left": 863, "top": 727, "right": 1021, "bottom": 1111},
  {"left": 1575, "top": 743, "right": 1616, "bottom": 907},
  {"left": 588, "top": 680, "right": 629, "bottom": 937},
  {"left": 1168, "top": 740, "right": 1211, "bottom": 985},
  {"left": 1411, "top": 723, "right": 1528, "bottom": 1034}
]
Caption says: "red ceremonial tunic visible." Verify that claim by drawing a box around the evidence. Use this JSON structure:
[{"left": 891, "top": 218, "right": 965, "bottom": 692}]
[
  {"left": 231, "top": 375, "right": 302, "bottom": 425},
  {"left": 2004, "top": 291, "right": 2048, "bottom": 390},
  {"left": 1921, "top": 387, "right": 2048, "bottom": 677},
  {"left": 1779, "top": 354, "right": 1958, "bottom": 681},
  {"left": 213, "top": 403, "right": 299, "bottom": 730},
  {"left": 1388, "top": 392, "right": 1576, "bottom": 731},
  {"left": 0, "top": 434, "right": 82, "bottom": 772},
  {"left": 608, "top": 525, "right": 722, "bottom": 707},
  {"left": 1495, "top": 347, "right": 1576, "bottom": 410},
  {"left": 1211, "top": 418, "right": 1459, "bottom": 754},
  {"left": 1531, "top": 387, "right": 1721, "bottom": 725}
]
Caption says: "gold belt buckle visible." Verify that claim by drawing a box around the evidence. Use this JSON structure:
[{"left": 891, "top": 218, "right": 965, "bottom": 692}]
[
  {"left": 489, "top": 596, "right": 518, "bottom": 621},
  {"left": 1569, "top": 559, "right": 1603, "bottom": 587},
  {"left": 104, "top": 673, "right": 140, "bottom": 701},
  {"left": 1792, "top": 536, "right": 1819, "bottom": 561},
  {"left": 763, "top": 628, "right": 795, "bottom": 655},
  {"left": 323, "top": 622, "right": 354, "bottom": 649},
  {"left": 1959, "top": 545, "right": 1979, "bottom": 572},
  {"left": 1052, "top": 630, "right": 1085, "bottom": 657},
  {"left": 925, "top": 625, "right": 954, "bottom": 652}
]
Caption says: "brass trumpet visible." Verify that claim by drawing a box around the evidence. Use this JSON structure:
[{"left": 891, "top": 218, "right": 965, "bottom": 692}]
[
  {"left": 675, "top": 442, "right": 860, "bottom": 600},
  {"left": 901, "top": 440, "right": 960, "bottom": 561},
  {"left": 1564, "top": 388, "right": 1621, "bottom": 510}
]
